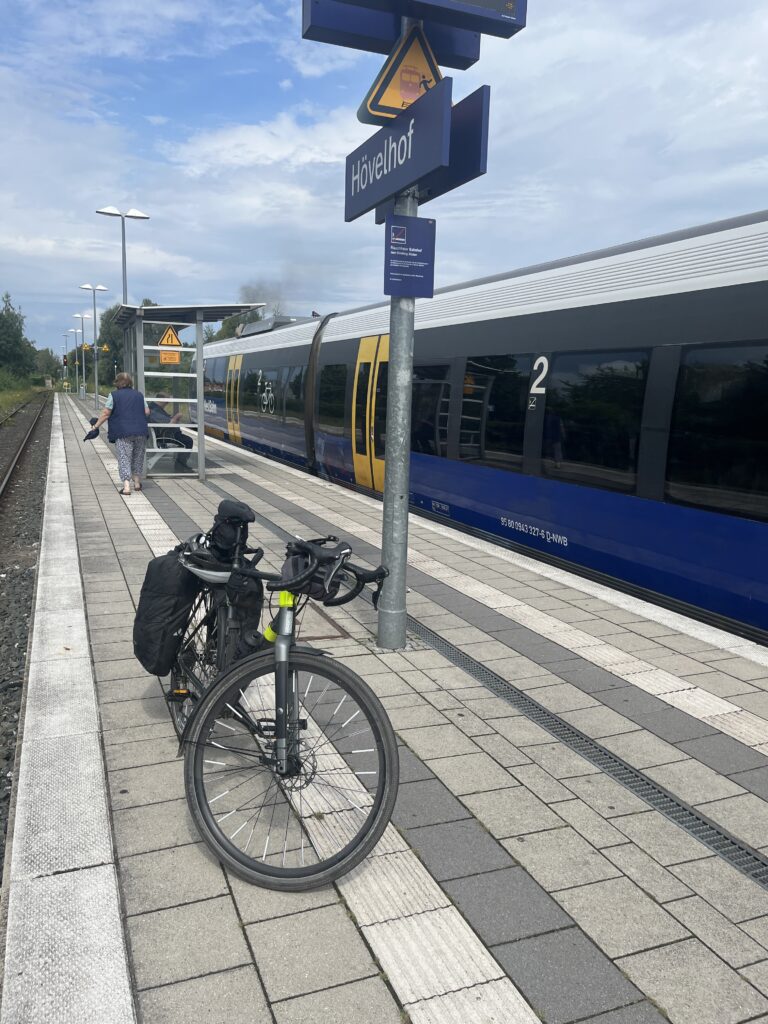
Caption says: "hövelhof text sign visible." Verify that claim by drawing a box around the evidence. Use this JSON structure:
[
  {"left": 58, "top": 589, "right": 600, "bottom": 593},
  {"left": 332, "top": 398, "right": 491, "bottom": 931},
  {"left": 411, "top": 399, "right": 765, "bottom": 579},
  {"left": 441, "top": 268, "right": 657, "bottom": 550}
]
[{"left": 345, "top": 77, "right": 452, "bottom": 222}]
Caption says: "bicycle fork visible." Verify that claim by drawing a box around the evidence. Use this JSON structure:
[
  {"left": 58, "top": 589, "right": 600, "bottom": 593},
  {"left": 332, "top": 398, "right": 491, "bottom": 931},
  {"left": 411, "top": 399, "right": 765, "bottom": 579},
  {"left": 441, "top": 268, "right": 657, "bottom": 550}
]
[{"left": 272, "top": 592, "right": 300, "bottom": 776}]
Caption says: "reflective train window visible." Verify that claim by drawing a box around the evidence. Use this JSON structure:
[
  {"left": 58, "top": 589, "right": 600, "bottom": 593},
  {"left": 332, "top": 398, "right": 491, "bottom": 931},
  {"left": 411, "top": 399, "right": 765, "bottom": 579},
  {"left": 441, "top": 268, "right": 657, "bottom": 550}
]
[
  {"left": 319, "top": 363, "right": 349, "bottom": 437},
  {"left": 373, "top": 362, "right": 388, "bottom": 460},
  {"left": 542, "top": 351, "right": 649, "bottom": 492},
  {"left": 460, "top": 355, "right": 532, "bottom": 469},
  {"left": 411, "top": 365, "right": 449, "bottom": 457},
  {"left": 352, "top": 362, "right": 370, "bottom": 453},
  {"left": 666, "top": 343, "right": 768, "bottom": 521},
  {"left": 241, "top": 367, "right": 283, "bottom": 419},
  {"left": 285, "top": 366, "right": 304, "bottom": 424}
]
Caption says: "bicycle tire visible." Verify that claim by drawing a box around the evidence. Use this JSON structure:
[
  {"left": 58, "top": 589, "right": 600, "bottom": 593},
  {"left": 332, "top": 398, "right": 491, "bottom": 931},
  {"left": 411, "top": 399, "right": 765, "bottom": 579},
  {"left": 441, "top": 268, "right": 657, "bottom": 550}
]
[
  {"left": 183, "top": 649, "right": 399, "bottom": 890},
  {"left": 168, "top": 590, "right": 221, "bottom": 737}
]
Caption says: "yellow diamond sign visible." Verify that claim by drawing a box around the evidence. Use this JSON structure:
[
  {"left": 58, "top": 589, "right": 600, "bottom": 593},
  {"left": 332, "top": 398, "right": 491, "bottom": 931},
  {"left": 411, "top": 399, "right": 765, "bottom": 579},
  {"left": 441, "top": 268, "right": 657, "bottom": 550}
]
[{"left": 358, "top": 25, "right": 443, "bottom": 126}]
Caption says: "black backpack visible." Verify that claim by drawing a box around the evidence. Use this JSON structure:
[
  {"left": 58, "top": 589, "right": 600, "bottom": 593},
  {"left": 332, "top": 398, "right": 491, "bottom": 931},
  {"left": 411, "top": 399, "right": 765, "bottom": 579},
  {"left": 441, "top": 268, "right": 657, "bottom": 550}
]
[{"left": 133, "top": 545, "right": 200, "bottom": 676}]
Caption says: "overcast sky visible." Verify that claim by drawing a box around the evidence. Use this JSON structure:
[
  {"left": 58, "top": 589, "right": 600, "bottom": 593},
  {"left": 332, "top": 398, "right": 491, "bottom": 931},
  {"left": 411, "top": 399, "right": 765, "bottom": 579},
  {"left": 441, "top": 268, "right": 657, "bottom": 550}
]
[{"left": 2, "top": 0, "right": 767, "bottom": 350}]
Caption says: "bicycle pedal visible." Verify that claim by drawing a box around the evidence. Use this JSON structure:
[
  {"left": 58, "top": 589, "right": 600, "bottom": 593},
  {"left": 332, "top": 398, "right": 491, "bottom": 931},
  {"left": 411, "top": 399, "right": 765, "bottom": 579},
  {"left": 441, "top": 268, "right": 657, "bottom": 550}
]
[{"left": 167, "top": 689, "right": 191, "bottom": 705}]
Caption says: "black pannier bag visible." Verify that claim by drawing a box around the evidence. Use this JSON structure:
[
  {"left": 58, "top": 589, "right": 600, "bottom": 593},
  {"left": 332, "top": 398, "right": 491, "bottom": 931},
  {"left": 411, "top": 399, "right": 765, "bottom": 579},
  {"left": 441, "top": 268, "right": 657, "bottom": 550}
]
[{"left": 133, "top": 544, "right": 200, "bottom": 675}]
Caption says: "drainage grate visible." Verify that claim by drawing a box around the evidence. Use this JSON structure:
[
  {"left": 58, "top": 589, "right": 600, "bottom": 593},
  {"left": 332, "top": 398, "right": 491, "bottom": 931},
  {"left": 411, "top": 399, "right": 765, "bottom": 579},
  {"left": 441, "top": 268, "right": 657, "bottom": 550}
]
[
  {"left": 207, "top": 488, "right": 768, "bottom": 890},
  {"left": 408, "top": 615, "right": 768, "bottom": 890}
]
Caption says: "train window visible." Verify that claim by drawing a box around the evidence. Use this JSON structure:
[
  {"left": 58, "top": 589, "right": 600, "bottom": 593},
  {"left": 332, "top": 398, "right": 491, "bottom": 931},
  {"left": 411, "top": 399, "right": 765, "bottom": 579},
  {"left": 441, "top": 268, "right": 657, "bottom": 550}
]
[
  {"left": 285, "top": 366, "right": 304, "bottom": 424},
  {"left": 542, "top": 350, "right": 649, "bottom": 493},
  {"left": 666, "top": 343, "right": 768, "bottom": 521},
  {"left": 461, "top": 355, "right": 532, "bottom": 469},
  {"left": 319, "top": 364, "right": 349, "bottom": 437},
  {"left": 411, "top": 365, "right": 449, "bottom": 456},
  {"left": 241, "top": 367, "right": 283, "bottom": 419},
  {"left": 204, "top": 357, "right": 225, "bottom": 392},
  {"left": 373, "top": 362, "right": 388, "bottom": 460},
  {"left": 353, "top": 363, "right": 370, "bottom": 454}
]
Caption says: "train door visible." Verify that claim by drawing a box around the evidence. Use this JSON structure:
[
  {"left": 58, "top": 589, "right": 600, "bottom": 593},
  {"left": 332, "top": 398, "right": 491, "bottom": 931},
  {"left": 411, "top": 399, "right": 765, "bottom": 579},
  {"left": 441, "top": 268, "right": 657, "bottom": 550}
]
[
  {"left": 351, "top": 335, "right": 389, "bottom": 492},
  {"left": 226, "top": 354, "right": 243, "bottom": 444}
]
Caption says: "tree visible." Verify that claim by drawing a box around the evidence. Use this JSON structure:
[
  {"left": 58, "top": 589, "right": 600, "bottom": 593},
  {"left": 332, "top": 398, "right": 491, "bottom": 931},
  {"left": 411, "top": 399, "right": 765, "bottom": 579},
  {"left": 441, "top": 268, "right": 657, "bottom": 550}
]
[
  {"left": 35, "top": 348, "right": 61, "bottom": 378},
  {"left": 97, "top": 302, "right": 125, "bottom": 371},
  {"left": 0, "top": 293, "right": 36, "bottom": 377}
]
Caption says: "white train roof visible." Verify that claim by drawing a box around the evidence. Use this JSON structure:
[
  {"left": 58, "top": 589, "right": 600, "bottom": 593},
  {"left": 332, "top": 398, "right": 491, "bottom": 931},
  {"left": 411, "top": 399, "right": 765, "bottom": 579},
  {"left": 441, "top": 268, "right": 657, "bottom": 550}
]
[{"left": 204, "top": 209, "right": 768, "bottom": 357}]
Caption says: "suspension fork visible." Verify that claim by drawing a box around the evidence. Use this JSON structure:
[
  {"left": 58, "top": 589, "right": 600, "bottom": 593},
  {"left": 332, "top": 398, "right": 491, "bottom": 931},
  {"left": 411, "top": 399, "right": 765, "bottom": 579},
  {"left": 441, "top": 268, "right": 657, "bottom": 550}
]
[{"left": 273, "top": 592, "right": 297, "bottom": 775}]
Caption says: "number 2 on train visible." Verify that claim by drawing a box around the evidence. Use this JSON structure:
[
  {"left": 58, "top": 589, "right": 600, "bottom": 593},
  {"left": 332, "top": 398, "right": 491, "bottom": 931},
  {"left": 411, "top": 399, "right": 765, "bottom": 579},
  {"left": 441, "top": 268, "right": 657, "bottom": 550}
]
[{"left": 530, "top": 356, "right": 549, "bottom": 395}]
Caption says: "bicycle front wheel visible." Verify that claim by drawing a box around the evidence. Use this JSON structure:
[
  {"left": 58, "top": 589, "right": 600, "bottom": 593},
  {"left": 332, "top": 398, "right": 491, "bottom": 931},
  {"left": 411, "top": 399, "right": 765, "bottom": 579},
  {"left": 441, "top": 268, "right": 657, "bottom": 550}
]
[{"left": 183, "top": 650, "right": 399, "bottom": 890}]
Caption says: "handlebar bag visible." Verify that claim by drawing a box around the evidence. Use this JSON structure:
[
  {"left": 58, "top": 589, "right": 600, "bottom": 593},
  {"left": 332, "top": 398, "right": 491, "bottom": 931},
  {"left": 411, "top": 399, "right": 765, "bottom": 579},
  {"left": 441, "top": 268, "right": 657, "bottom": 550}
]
[
  {"left": 133, "top": 545, "right": 200, "bottom": 676},
  {"left": 280, "top": 554, "right": 341, "bottom": 601}
]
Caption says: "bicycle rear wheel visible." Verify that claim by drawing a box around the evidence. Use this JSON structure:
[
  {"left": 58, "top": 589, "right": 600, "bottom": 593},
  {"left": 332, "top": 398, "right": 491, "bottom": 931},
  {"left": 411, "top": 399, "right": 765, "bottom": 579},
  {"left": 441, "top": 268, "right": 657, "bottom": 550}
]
[
  {"left": 183, "top": 650, "right": 399, "bottom": 890},
  {"left": 168, "top": 590, "right": 221, "bottom": 736}
]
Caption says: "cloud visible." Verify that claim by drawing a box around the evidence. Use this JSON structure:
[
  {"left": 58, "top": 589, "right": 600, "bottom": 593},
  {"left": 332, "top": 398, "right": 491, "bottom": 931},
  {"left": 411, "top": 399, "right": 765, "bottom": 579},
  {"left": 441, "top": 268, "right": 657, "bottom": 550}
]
[{"left": 145, "top": 114, "right": 169, "bottom": 126}]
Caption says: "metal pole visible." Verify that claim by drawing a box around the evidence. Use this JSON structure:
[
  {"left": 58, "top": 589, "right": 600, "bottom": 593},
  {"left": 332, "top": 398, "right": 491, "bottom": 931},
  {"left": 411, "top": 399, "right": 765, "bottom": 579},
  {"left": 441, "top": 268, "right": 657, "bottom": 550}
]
[
  {"left": 121, "top": 215, "right": 128, "bottom": 305},
  {"left": 93, "top": 289, "right": 100, "bottom": 412},
  {"left": 196, "top": 311, "right": 206, "bottom": 483},
  {"left": 377, "top": 185, "right": 418, "bottom": 650},
  {"left": 80, "top": 330, "right": 85, "bottom": 397},
  {"left": 136, "top": 315, "right": 145, "bottom": 396}
]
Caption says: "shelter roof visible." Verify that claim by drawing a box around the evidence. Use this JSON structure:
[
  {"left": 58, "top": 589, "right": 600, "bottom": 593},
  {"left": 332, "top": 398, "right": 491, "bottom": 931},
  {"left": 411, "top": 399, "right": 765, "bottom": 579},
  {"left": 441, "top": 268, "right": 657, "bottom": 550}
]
[{"left": 114, "top": 303, "right": 264, "bottom": 329}]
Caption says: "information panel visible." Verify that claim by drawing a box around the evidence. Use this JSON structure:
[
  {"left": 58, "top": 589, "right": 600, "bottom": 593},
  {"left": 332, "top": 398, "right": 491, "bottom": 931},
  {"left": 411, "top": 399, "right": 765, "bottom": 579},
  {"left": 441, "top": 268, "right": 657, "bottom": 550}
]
[{"left": 384, "top": 214, "right": 436, "bottom": 298}]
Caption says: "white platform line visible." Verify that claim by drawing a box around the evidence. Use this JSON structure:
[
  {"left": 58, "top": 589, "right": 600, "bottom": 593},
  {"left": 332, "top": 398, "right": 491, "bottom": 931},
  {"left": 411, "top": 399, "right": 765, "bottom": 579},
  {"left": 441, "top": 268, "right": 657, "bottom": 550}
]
[{"left": 1, "top": 396, "right": 135, "bottom": 1024}]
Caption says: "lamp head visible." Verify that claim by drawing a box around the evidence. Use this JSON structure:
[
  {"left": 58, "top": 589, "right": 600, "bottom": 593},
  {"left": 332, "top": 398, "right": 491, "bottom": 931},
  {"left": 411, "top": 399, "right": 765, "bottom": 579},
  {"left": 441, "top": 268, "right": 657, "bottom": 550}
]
[
  {"left": 125, "top": 208, "right": 149, "bottom": 220},
  {"left": 96, "top": 206, "right": 121, "bottom": 217}
]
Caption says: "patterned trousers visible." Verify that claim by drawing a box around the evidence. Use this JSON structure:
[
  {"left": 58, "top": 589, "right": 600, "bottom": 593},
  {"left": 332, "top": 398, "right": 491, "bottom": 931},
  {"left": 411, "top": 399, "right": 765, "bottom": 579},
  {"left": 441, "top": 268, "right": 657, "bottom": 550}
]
[{"left": 115, "top": 435, "right": 146, "bottom": 482}]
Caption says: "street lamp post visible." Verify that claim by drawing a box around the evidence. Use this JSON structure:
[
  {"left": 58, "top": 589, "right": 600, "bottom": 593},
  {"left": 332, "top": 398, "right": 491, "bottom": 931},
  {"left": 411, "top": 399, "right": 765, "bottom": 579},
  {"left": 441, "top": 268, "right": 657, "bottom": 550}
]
[
  {"left": 95, "top": 207, "right": 149, "bottom": 305},
  {"left": 80, "top": 284, "right": 108, "bottom": 411},
  {"left": 72, "top": 314, "right": 91, "bottom": 397}
]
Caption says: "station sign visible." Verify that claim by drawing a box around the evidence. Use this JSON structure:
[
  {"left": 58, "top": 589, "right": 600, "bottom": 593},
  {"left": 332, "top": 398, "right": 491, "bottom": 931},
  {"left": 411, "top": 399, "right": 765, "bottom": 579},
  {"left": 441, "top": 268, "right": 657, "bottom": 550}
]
[
  {"left": 359, "top": 24, "right": 442, "bottom": 125},
  {"left": 345, "top": 77, "right": 452, "bottom": 222},
  {"left": 330, "top": 0, "right": 527, "bottom": 38},
  {"left": 302, "top": 0, "right": 480, "bottom": 69},
  {"left": 375, "top": 84, "right": 489, "bottom": 221},
  {"left": 384, "top": 215, "right": 436, "bottom": 297}
]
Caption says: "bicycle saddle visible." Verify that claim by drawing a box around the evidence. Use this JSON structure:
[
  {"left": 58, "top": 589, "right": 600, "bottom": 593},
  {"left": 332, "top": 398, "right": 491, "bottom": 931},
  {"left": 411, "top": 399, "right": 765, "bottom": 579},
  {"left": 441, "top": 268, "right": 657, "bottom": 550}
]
[{"left": 217, "top": 499, "right": 256, "bottom": 524}]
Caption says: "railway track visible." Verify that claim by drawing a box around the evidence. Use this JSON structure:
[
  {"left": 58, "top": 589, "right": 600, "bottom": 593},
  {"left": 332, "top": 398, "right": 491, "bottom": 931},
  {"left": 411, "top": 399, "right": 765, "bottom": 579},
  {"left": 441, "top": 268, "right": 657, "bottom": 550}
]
[{"left": 0, "top": 393, "right": 51, "bottom": 502}]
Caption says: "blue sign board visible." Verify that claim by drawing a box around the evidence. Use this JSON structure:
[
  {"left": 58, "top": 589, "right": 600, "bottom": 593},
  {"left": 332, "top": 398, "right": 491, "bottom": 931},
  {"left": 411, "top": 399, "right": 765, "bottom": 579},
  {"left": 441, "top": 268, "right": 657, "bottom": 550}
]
[
  {"left": 302, "top": 0, "right": 480, "bottom": 69},
  {"left": 331, "top": 0, "right": 527, "bottom": 38},
  {"left": 375, "top": 85, "right": 490, "bottom": 223},
  {"left": 384, "top": 215, "right": 436, "bottom": 297},
  {"left": 345, "top": 77, "right": 452, "bottom": 222}
]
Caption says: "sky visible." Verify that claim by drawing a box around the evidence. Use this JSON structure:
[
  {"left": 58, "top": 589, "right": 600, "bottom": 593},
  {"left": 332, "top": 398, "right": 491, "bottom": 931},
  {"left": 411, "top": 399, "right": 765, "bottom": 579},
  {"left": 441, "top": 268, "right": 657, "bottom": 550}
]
[{"left": 2, "top": 0, "right": 768, "bottom": 351}]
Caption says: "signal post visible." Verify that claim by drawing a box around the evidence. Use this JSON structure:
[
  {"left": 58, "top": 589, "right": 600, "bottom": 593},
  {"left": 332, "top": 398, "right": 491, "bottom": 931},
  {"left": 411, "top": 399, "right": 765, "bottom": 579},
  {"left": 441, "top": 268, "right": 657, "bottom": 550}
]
[{"left": 305, "top": 0, "right": 528, "bottom": 648}]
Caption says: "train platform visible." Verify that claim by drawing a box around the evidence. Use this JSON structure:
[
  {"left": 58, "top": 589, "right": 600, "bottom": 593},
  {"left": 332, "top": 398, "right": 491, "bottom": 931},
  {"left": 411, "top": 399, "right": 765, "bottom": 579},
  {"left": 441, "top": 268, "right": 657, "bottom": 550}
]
[{"left": 3, "top": 393, "right": 768, "bottom": 1024}]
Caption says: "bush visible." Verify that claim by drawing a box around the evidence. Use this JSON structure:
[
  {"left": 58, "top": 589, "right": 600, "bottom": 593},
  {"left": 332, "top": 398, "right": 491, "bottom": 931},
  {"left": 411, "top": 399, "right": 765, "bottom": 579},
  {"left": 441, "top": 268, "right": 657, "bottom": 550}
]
[{"left": 0, "top": 367, "right": 27, "bottom": 392}]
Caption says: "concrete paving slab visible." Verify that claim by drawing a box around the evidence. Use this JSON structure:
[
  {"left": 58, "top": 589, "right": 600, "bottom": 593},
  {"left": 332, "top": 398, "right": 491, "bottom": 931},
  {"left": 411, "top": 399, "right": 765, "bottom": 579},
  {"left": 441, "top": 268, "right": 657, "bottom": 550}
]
[
  {"left": 559, "top": 706, "right": 642, "bottom": 739},
  {"left": 665, "top": 895, "right": 766, "bottom": 968},
  {"left": 397, "top": 723, "right": 479, "bottom": 760},
  {"left": 695, "top": 793, "right": 768, "bottom": 848},
  {"left": 120, "top": 843, "right": 228, "bottom": 915},
  {"left": 669, "top": 858, "right": 768, "bottom": 922},
  {"left": 617, "top": 938, "right": 768, "bottom": 1024},
  {"left": 493, "top": 927, "right": 642, "bottom": 1024},
  {"left": 100, "top": 695, "right": 169, "bottom": 732},
  {"left": 522, "top": 741, "right": 601, "bottom": 779},
  {"left": 599, "top": 731, "right": 689, "bottom": 769},
  {"left": 475, "top": 733, "right": 534, "bottom": 767},
  {"left": 603, "top": 844, "right": 693, "bottom": 903},
  {"left": 555, "top": 877, "right": 690, "bottom": 957},
  {"left": 552, "top": 799, "right": 629, "bottom": 849},
  {"left": 425, "top": 751, "right": 518, "bottom": 795},
  {"left": 675, "top": 733, "right": 768, "bottom": 775},
  {"left": 404, "top": 819, "right": 515, "bottom": 881},
  {"left": 137, "top": 966, "right": 271, "bottom": 1024},
  {"left": 644, "top": 760, "right": 746, "bottom": 805},
  {"left": 581, "top": 1003, "right": 675, "bottom": 1023},
  {"left": 247, "top": 905, "right": 377, "bottom": 1002},
  {"left": 729, "top": 766, "right": 768, "bottom": 800},
  {"left": 392, "top": 778, "right": 471, "bottom": 829},
  {"left": 128, "top": 895, "right": 252, "bottom": 989},
  {"left": 108, "top": 759, "right": 187, "bottom": 810},
  {"left": 494, "top": 716, "right": 556, "bottom": 747},
  {"left": 272, "top": 976, "right": 402, "bottom": 1024},
  {"left": 528, "top": 681, "right": 600, "bottom": 712},
  {"left": 405, "top": 978, "right": 540, "bottom": 1024},
  {"left": 443, "top": 705, "right": 497, "bottom": 736},
  {"left": 229, "top": 875, "right": 338, "bottom": 925},
  {"left": 504, "top": 827, "right": 622, "bottom": 892},
  {"left": 509, "top": 764, "right": 574, "bottom": 803},
  {"left": 563, "top": 775, "right": 650, "bottom": 818},
  {"left": 464, "top": 786, "right": 564, "bottom": 839},
  {"left": 610, "top": 811, "right": 712, "bottom": 866}
]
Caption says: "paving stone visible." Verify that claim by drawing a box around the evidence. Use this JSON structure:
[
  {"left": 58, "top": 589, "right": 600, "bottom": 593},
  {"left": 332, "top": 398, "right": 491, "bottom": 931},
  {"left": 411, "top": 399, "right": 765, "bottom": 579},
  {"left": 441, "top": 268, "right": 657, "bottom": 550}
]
[
  {"left": 676, "top": 733, "right": 768, "bottom": 775},
  {"left": 740, "top": 961, "right": 768, "bottom": 998},
  {"left": 581, "top": 1002, "right": 673, "bottom": 1023},
  {"left": 524, "top": 681, "right": 599, "bottom": 713},
  {"left": 644, "top": 760, "right": 746, "bottom": 804},
  {"left": 554, "top": 877, "right": 689, "bottom": 958},
  {"left": 229, "top": 874, "right": 337, "bottom": 924},
  {"left": 137, "top": 966, "right": 271, "bottom": 1024},
  {"left": 103, "top": 734, "right": 180, "bottom": 772},
  {"left": 560, "top": 706, "right": 641, "bottom": 738},
  {"left": 121, "top": 842, "right": 228, "bottom": 914},
  {"left": 392, "top": 779, "right": 470, "bottom": 829},
  {"left": 443, "top": 867, "right": 571, "bottom": 944},
  {"left": 422, "top": 689, "right": 463, "bottom": 711},
  {"left": 100, "top": 695, "right": 169, "bottom": 732},
  {"left": 522, "top": 741, "right": 601, "bottom": 779},
  {"left": 386, "top": 704, "right": 448, "bottom": 730},
  {"left": 604, "top": 844, "right": 693, "bottom": 902},
  {"left": 109, "top": 760, "right": 186, "bottom": 809},
  {"left": 641, "top": 652, "right": 712, "bottom": 676},
  {"left": 128, "top": 896, "right": 251, "bottom": 988},
  {"left": 397, "top": 745, "right": 435, "bottom": 783},
  {"left": 494, "top": 716, "right": 555, "bottom": 747},
  {"left": 442, "top": 706, "right": 497, "bottom": 736},
  {"left": 713, "top": 658, "right": 768, "bottom": 682},
  {"left": 695, "top": 793, "right": 768, "bottom": 849},
  {"left": 404, "top": 819, "right": 515, "bottom": 881},
  {"left": 424, "top": 665, "right": 480, "bottom": 689},
  {"left": 365, "top": 672, "right": 418, "bottom": 698},
  {"left": 475, "top": 733, "right": 533, "bottom": 767},
  {"left": 492, "top": 927, "right": 642, "bottom": 1024},
  {"left": 508, "top": 764, "right": 573, "bottom": 803},
  {"left": 398, "top": 723, "right": 479, "bottom": 761},
  {"left": 665, "top": 896, "right": 766, "bottom": 968},
  {"left": 599, "top": 731, "right": 689, "bottom": 769},
  {"left": 503, "top": 827, "right": 621, "bottom": 892},
  {"left": 553, "top": 799, "right": 628, "bottom": 848},
  {"left": 247, "top": 904, "right": 377, "bottom": 1002},
  {"left": 102, "top": 720, "right": 175, "bottom": 745},
  {"left": 626, "top": 708, "right": 718, "bottom": 743},
  {"left": 273, "top": 976, "right": 403, "bottom": 1024},
  {"left": 563, "top": 774, "right": 650, "bottom": 818},
  {"left": 670, "top": 858, "right": 768, "bottom": 922},
  {"left": 459, "top": 694, "right": 520, "bottom": 720},
  {"left": 743, "top": 917, "right": 768, "bottom": 948},
  {"left": 543, "top": 660, "right": 628, "bottom": 693},
  {"left": 424, "top": 752, "right": 518, "bottom": 795},
  {"left": 726, "top": 767, "right": 768, "bottom": 802},
  {"left": 97, "top": 675, "right": 160, "bottom": 704},
  {"left": 617, "top": 938, "right": 768, "bottom": 1024},
  {"left": 691, "top": 671, "right": 760, "bottom": 698},
  {"left": 610, "top": 811, "right": 711, "bottom": 865},
  {"left": 464, "top": 786, "right": 564, "bottom": 839}
]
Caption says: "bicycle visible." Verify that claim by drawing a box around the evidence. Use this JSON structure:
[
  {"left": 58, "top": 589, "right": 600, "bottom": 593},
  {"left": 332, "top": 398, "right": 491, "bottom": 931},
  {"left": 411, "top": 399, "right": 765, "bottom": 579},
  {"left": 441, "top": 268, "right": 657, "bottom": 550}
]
[{"left": 172, "top": 500, "right": 399, "bottom": 890}]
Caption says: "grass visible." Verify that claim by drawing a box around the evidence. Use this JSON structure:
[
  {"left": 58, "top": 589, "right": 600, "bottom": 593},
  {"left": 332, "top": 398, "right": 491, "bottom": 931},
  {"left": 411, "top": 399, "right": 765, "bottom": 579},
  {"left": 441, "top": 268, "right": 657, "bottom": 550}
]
[{"left": 0, "top": 387, "right": 36, "bottom": 422}]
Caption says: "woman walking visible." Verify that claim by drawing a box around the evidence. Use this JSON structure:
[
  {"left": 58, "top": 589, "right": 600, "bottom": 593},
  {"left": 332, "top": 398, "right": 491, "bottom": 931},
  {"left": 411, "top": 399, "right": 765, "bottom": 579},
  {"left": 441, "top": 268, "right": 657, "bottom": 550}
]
[{"left": 92, "top": 372, "right": 150, "bottom": 495}]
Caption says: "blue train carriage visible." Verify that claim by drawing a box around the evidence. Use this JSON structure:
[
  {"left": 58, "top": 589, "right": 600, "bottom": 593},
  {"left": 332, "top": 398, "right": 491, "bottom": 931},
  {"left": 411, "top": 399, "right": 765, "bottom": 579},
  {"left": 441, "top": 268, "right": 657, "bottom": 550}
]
[{"left": 200, "top": 210, "right": 768, "bottom": 640}]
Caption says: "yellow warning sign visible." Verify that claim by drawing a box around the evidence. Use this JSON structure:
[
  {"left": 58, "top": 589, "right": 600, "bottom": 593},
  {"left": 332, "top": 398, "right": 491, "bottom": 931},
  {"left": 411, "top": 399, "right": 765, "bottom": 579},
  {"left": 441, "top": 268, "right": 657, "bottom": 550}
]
[
  {"left": 160, "top": 350, "right": 181, "bottom": 365},
  {"left": 158, "top": 326, "right": 182, "bottom": 347},
  {"left": 358, "top": 25, "right": 443, "bottom": 126}
]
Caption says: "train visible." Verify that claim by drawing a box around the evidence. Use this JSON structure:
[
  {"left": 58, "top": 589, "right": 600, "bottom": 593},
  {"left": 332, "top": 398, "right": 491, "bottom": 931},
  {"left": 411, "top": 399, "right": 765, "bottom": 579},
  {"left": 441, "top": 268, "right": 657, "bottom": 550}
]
[{"left": 194, "top": 210, "right": 768, "bottom": 641}]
